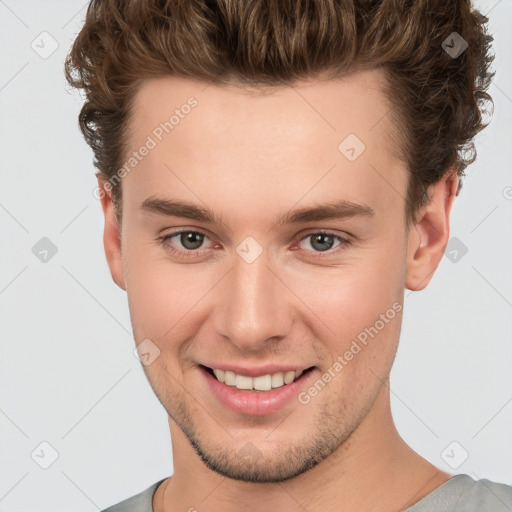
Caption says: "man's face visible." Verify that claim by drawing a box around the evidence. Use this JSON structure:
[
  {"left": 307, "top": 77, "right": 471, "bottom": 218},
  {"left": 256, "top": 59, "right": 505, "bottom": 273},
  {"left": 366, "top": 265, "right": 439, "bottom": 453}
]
[{"left": 113, "top": 69, "right": 413, "bottom": 482}]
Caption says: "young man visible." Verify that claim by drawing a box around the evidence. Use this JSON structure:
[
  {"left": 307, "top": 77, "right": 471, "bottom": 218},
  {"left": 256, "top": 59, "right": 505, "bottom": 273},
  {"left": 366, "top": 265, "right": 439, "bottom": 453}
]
[{"left": 65, "top": 0, "right": 511, "bottom": 510}]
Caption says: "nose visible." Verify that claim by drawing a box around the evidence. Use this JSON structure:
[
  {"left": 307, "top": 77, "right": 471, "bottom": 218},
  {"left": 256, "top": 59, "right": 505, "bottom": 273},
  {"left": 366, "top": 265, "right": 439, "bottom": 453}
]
[{"left": 212, "top": 248, "right": 295, "bottom": 352}]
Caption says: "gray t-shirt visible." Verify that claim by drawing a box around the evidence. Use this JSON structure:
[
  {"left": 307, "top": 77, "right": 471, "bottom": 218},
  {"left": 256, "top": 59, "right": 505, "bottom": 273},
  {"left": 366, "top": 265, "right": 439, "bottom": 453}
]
[{"left": 102, "top": 474, "right": 512, "bottom": 511}]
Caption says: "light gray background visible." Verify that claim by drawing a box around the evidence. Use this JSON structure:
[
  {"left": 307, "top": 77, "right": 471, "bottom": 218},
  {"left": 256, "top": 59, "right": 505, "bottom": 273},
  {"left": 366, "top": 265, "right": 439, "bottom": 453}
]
[{"left": 1, "top": 1, "right": 511, "bottom": 511}]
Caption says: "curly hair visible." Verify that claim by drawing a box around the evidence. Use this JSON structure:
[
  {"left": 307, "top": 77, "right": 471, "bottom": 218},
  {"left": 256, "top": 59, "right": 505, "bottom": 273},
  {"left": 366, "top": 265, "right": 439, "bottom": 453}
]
[{"left": 64, "top": 0, "right": 495, "bottom": 222}]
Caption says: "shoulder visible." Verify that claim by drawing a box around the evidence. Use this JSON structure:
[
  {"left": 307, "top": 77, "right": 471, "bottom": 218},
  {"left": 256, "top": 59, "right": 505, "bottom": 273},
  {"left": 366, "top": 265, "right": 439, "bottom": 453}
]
[
  {"left": 407, "top": 474, "right": 512, "bottom": 512},
  {"left": 458, "top": 476, "right": 512, "bottom": 510},
  {"left": 101, "top": 479, "right": 167, "bottom": 512}
]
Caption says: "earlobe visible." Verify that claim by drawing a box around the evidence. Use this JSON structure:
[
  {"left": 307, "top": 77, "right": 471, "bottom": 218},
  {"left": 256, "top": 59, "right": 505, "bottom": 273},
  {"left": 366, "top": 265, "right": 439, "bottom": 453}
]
[
  {"left": 405, "top": 171, "right": 459, "bottom": 291},
  {"left": 97, "top": 177, "right": 126, "bottom": 291}
]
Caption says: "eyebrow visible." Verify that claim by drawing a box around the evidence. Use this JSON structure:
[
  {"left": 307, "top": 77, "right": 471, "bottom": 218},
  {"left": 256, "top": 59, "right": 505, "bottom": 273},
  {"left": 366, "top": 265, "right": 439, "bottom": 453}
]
[{"left": 139, "top": 196, "right": 374, "bottom": 227}]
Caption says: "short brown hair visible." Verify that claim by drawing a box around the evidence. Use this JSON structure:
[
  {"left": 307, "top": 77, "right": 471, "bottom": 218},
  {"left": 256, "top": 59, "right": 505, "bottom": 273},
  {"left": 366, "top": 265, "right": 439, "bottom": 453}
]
[{"left": 64, "top": 0, "right": 495, "bottom": 222}]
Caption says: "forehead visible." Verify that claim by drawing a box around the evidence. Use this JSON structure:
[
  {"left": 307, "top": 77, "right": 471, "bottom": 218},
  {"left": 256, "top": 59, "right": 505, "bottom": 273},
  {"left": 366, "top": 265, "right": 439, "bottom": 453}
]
[
  {"left": 124, "top": 69, "right": 407, "bottom": 225},
  {"left": 130, "top": 69, "right": 398, "bottom": 152}
]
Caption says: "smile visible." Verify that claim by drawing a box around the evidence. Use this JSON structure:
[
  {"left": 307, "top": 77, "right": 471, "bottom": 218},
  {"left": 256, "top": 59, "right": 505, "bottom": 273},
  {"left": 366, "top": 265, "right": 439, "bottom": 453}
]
[
  {"left": 199, "top": 363, "right": 317, "bottom": 415},
  {"left": 205, "top": 366, "right": 313, "bottom": 391}
]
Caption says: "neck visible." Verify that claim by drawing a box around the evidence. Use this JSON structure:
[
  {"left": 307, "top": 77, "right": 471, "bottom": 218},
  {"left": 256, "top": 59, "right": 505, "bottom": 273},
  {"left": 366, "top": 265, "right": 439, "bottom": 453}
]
[{"left": 155, "top": 385, "right": 451, "bottom": 512}]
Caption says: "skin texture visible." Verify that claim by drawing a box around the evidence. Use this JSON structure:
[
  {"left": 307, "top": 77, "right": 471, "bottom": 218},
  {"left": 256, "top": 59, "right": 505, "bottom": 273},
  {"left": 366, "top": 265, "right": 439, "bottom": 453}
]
[{"left": 99, "top": 69, "right": 458, "bottom": 511}]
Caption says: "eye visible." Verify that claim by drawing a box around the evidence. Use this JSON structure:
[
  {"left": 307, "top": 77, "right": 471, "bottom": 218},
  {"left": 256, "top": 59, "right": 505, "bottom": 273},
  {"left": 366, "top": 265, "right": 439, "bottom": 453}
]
[
  {"left": 158, "top": 230, "right": 215, "bottom": 257},
  {"left": 296, "top": 230, "right": 351, "bottom": 255},
  {"left": 158, "top": 229, "right": 351, "bottom": 259}
]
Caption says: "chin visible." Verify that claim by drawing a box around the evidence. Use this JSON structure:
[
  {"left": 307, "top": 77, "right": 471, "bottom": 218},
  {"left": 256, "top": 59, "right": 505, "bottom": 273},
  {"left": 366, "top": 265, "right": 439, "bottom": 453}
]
[
  {"left": 190, "top": 438, "right": 326, "bottom": 483},
  {"left": 182, "top": 414, "right": 347, "bottom": 483}
]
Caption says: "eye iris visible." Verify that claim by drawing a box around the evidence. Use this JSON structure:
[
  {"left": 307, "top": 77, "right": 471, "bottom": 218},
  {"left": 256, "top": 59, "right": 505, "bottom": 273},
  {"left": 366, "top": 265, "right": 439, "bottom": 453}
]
[
  {"left": 175, "top": 233, "right": 338, "bottom": 252},
  {"left": 181, "top": 232, "right": 204, "bottom": 250},
  {"left": 311, "top": 233, "right": 334, "bottom": 252}
]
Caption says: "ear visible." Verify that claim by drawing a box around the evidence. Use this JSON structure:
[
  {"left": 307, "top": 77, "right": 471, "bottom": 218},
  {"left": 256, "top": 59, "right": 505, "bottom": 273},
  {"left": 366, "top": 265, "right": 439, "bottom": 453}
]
[
  {"left": 97, "top": 177, "right": 126, "bottom": 291},
  {"left": 405, "top": 170, "right": 459, "bottom": 291}
]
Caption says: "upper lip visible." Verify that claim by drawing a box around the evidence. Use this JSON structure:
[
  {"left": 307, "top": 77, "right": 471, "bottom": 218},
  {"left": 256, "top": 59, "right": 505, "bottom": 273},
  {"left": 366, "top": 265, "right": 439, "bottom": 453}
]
[{"left": 200, "top": 363, "right": 314, "bottom": 377}]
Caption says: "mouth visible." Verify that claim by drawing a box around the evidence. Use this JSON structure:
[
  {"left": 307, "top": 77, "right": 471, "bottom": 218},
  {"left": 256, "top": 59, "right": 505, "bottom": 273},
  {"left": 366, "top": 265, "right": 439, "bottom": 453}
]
[
  {"left": 200, "top": 364, "right": 315, "bottom": 391},
  {"left": 199, "top": 363, "right": 318, "bottom": 415}
]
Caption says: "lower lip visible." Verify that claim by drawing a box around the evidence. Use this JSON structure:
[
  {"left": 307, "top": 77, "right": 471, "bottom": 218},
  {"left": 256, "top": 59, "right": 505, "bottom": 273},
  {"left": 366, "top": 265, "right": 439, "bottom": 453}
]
[{"left": 201, "top": 366, "right": 315, "bottom": 416}]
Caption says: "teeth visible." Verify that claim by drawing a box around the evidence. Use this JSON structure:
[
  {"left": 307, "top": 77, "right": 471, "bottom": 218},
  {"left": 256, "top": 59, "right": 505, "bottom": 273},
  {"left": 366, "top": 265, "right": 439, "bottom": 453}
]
[
  {"left": 224, "top": 370, "right": 236, "bottom": 386},
  {"left": 210, "top": 367, "right": 306, "bottom": 390},
  {"left": 283, "top": 371, "right": 296, "bottom": 385},
  {"left": 253, "top": 374, "right": 272, "bottom": 391},
  {"left": 271, "top": 372, "right": 284, "bottom": 388},
  {"left": 213, "top": 369, "right": 225, "bottom": 383},
  {"left": 235, "top": 374, "right": 253, "bottom": 390}
]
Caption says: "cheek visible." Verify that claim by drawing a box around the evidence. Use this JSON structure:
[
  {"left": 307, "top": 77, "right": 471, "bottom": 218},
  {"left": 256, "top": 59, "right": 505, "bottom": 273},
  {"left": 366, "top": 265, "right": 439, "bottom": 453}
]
[
  {"left": 293, "top": 252, "right": 405, "bottom": 337},
  {"left": 123, "top": 244, "right": 185, "bottom": 340},
  {"left": 287, "top": 238, "right": 406, "bottom": 366},
  {"left": 123, "top": 219, "right": 407, "bottom": 349}
]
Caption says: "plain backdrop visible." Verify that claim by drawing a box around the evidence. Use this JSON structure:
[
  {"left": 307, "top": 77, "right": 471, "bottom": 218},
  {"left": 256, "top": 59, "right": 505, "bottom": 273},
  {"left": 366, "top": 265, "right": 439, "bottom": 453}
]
[{"left": 1, "top": 1, "right": 511, "bottom": 510}]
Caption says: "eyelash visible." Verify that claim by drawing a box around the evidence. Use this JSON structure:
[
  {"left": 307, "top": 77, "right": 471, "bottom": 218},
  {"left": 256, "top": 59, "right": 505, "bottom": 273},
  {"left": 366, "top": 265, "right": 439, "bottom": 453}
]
[{"left": 157, "top": 229, "right": 351, "bottom": 259}]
